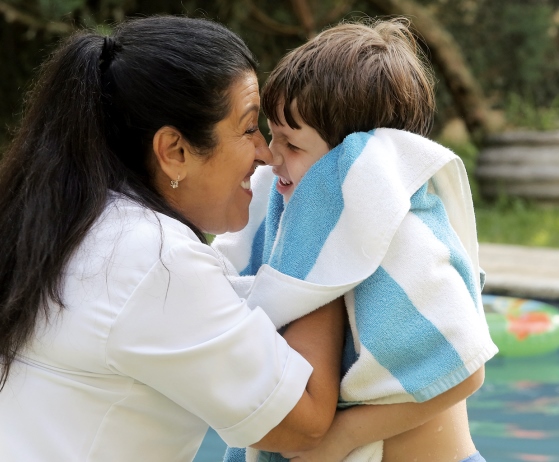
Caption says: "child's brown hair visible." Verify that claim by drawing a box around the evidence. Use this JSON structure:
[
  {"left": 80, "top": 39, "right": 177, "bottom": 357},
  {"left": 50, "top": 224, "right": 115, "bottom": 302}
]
[{"left": 262, "top": 18, "right": 436, "bottom": 148}]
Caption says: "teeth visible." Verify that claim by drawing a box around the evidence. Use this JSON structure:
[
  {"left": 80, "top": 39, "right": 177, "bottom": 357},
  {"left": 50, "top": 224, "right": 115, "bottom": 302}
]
[
  {"left": 279, "top": 177, "right": 292, "bottom": 186},
  {"left": 241, "top": 179, "right": 251, "bottom": 190}
]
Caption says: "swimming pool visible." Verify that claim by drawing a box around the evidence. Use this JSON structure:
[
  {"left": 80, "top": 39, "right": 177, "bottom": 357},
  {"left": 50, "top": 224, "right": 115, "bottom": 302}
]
[
  {"left": 194, "top": 349, "right": 559, "bottom": 461},
  {"left": 468, "top": 350, "right": 559, "bottom": 461}
]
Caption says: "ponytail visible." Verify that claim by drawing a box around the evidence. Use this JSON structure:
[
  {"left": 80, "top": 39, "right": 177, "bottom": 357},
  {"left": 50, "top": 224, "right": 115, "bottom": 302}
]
[{"left": 0, "top": 33, "right": 114, "bottom": 389}]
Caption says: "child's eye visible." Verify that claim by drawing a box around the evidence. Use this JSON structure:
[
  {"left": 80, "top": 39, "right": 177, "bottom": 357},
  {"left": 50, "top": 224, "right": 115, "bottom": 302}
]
[{"left": 287, "top": 142, "right": 300, "bottom": 151}]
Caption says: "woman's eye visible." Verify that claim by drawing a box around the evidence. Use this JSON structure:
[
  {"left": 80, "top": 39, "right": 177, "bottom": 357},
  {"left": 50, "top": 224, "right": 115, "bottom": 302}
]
[{"left": 245, "top": 126, "right": 259, "bottom": 135}]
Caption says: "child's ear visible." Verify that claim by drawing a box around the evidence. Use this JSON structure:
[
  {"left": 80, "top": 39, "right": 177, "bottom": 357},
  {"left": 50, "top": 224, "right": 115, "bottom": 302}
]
[{"left": 152, "top": 126, "right": 190, "bottom": 183}]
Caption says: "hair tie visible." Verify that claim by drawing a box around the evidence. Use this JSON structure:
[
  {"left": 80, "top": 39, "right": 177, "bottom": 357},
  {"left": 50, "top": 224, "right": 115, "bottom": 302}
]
[{"left": 100, "top": 36, "right": 120, "bottom": 71}]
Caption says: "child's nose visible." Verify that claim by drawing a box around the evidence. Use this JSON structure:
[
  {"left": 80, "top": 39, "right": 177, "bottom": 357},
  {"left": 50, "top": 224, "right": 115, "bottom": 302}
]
[{"left": 267, "top": 139, "right": 284, "bottom": 167}]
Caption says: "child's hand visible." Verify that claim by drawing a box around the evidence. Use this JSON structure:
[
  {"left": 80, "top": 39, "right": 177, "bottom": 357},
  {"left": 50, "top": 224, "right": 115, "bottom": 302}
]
[
  {"left": 279, "top": 414, "right": 356, "bottom": 462},
  {"left": 280, "top": 441, "right": 349, "bottom": 462}
]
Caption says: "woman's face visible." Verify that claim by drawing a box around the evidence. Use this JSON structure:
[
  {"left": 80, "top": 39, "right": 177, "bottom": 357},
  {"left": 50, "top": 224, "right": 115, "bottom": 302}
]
[{"left": 176, "top": 72, "right": 273, "bottom": 235}]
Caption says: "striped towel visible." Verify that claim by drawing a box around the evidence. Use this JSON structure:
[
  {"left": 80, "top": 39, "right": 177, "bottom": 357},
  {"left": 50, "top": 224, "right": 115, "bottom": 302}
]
[{"left": 213, "top": 128, "right": 498, "bottom": 462}]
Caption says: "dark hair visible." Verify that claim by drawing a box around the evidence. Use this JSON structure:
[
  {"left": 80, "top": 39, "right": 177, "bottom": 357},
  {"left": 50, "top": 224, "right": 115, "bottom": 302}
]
[
  {"left": 262, "top": 18, "right": 435, "bottom": 148},
  {"left": 0, "top": 15, "right": 257, "bottom": 390}
]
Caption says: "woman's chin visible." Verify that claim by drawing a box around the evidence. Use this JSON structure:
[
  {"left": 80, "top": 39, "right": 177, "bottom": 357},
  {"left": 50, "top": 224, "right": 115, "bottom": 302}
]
[{"left": 210, "top": 216, "right": 249, "bottom": 236}]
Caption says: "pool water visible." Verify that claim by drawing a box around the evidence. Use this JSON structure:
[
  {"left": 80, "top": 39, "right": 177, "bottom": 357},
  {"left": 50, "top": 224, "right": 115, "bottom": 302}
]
[
  {"left": 194, "top": 350, "right": 559, "bottom": 462},
  {"left": 468, "top": 350, "right": 559, "bottom": 461}
]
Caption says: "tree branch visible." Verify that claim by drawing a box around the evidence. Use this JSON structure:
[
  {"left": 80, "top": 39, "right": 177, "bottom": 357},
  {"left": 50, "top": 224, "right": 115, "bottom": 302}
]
[
  {"left": 289, "top": 0, "right": 316, "bottom": 37},
  {"left": 247, "top": 1, "right": 303, "bottom": 36},
  {"left": 0, "top": 1, "right": 74, "bottom": 35},
  {"left": 317, "top": 0, "right": 356, "bottom": 29}
]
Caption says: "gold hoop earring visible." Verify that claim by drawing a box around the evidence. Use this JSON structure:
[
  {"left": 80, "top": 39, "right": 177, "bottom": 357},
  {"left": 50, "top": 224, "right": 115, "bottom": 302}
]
[{"left": 170, "top": 174, "right": 180, "bottom": 189}]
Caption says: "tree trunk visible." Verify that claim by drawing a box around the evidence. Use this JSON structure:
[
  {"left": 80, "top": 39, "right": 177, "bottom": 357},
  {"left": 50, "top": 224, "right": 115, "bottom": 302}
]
[{"left": 367, "top": 0, "right": 492, "bottom": 145}]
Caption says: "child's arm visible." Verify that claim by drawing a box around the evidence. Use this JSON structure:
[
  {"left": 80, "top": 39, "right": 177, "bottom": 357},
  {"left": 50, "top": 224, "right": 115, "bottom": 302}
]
[{"left": 280, "top": 365, "right": 485, "bottom": 461}]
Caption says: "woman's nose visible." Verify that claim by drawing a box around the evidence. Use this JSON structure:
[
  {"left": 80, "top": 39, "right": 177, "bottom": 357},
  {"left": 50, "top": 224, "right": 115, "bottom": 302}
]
[{"left": 255, "top": 133, "right": 283, "bottom": 166}]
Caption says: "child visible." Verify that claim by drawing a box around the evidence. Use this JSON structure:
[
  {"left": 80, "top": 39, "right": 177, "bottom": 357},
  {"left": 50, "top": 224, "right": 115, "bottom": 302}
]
[{"left": 214, "top": 18, "right": 497, "bottom": 462}]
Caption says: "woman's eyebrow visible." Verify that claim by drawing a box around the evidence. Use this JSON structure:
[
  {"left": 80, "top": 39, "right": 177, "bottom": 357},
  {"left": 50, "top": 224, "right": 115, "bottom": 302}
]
[{"left": 239, "top": 104, "right": 259, "bottom": 123}]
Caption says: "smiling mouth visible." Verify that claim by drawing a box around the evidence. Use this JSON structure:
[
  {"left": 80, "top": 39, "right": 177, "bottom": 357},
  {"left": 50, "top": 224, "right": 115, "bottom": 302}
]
[
  {"left": 241, "top": 166, "right": 258, "bottom": 191},
  {"left": 278, "top": 177, "right": 292, "bottom": 186}
]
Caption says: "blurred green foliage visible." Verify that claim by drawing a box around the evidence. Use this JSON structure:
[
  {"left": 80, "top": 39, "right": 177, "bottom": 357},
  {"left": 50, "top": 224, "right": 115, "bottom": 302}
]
[
  {"left": 436, "top": 0, "right": 559, "bottom": 105},
  {"left": 504, "top": 94, "right": 559, "bottom": 131},
  {"left": 475, "top": 198, "right": 559, "bottom": 248},
  {"left": 438, "top": 139, "right": 559, "bottom": 248},
  {"left": 2, "top": 0, "right": 559, "bottom": 249},
  {"left": 2, "top": 0, "right": 559, "bottom": 145},
  {"left": 426, "top": 0, "right": 559, "bottom": 131}
]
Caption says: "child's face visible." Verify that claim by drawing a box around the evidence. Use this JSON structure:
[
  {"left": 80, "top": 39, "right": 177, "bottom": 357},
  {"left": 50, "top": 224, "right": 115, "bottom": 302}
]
[{"left": 268, "top": 104, "right": 330, "bottom": 203}]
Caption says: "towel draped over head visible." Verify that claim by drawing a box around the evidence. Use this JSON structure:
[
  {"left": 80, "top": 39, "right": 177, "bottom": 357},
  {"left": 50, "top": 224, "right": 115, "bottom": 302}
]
[{"left": 213, "top": 128, "right": 498, "bottom": 462}]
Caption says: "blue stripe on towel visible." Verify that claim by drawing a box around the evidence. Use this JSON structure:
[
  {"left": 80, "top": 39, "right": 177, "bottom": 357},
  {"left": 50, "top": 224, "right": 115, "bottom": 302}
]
[
  {"left": 268, "top": 132, "right": 372, "bottom": 279},
  {"left": 224, "top": 447, "right": 246, "bottom": 462},
  {"left": 241, "top": 184, "right": 285, "bottom": 276},
  {"left": 354, "top": 266, "right": 465, "bottom": 401},
  {"left": 410, "top": 183, "right": 481, "bottom": 313},
  {"left": 337, "top": 131, "right": 375, "bottom": 183},
  {"left": 341, "top": 324, "right": 359, "bottom": 376},
  {"left": 257, "top": 451, "right": 289, "bottom": 462},
  {"left": 223, "top": 448, "right": 289, "bottom": 462},
  {"left": 240, "top": 219, "right": 266, "bottom": 276},
  {"left": 263, "top": 187, "right": 285, "bottom": 266}
]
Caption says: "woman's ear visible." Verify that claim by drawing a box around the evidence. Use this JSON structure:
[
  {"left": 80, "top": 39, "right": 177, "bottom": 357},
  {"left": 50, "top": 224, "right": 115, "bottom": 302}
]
[{"left": 152, "top": 126, "right": 190, "bottom": 184}]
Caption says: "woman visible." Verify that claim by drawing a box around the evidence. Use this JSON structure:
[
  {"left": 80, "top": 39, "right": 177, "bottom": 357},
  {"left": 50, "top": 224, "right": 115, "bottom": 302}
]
[{"left": 0, "top": 16, "right": 345, "bottom": 461}]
